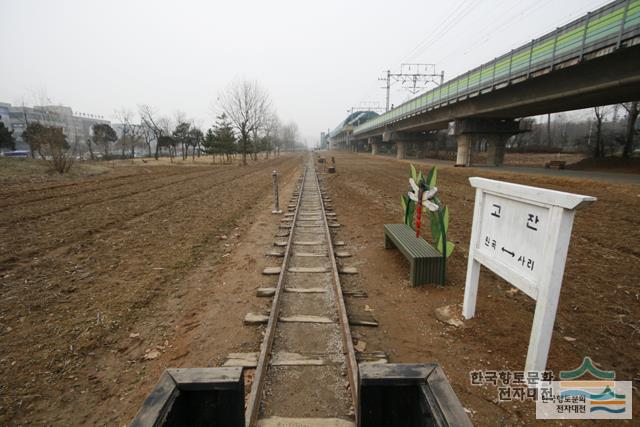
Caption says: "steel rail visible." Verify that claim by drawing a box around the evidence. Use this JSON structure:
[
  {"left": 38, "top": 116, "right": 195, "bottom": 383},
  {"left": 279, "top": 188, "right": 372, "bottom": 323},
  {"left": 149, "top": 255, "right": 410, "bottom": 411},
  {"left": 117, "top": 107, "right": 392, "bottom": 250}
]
[
  {"left": 313, "top": 170, "right": 359, "bottom": 417},
  {"left": 245, "top": 164, "right": 358, "bottom": 426},
  {"left": 245, "top": 167, "right": 307, "bottom": 427}
]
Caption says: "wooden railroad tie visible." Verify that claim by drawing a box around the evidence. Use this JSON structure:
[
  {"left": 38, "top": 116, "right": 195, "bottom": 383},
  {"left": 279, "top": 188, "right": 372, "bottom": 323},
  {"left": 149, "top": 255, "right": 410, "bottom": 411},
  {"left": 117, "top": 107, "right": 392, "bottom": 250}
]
[
  {"left": 339, "top": 266, "right": 358, "bottom": 275},
  {"left": 262, "top": 267, "right": 282, "bottom": 275},
  {"left": 288, "top": 267, "right": 329, "bottom": 273}
]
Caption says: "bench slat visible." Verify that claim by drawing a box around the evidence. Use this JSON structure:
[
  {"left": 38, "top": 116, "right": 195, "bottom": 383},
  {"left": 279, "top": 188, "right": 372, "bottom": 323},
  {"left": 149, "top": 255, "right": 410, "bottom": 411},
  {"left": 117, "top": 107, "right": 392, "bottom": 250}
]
[{"left": 384, "top": 224, "right": 444, "bottom": 286}]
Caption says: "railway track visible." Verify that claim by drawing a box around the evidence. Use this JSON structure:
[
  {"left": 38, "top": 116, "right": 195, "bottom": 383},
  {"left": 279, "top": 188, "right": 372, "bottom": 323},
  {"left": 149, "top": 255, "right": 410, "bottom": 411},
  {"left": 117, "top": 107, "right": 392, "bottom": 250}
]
[{"left": 245, "top": 160, "right": 357, "bottom": 427}]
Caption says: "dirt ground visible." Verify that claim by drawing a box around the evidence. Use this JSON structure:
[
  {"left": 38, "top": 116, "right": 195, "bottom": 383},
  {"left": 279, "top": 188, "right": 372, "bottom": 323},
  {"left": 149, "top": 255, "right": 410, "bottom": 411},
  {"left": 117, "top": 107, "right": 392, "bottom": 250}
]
[
  {"left": 1, "top": 151, "right": 638, "bottom": 426},
  {"left": 0, "top": 154, "right": 302, "bottom": 426},
  {"left": 323, "top": 152, "right": 639, "bottom": 426}
]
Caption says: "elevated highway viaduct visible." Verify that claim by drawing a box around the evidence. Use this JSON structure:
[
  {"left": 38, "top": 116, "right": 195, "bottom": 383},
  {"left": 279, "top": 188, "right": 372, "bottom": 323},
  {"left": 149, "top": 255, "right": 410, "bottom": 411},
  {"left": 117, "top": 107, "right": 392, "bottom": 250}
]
[{"left": 330, "top": 0, "right": 640, "bottom": 166}]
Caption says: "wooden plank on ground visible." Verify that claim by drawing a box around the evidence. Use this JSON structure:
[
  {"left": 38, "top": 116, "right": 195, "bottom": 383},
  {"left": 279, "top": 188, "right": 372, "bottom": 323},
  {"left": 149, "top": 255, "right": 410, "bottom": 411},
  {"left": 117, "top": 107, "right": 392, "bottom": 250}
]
[
  {"left": 271, "top": 352, "right": 325, "bottom": 366},
  {"left": 263, "top": 267, "right": 282, "bottom": 275},
  {"left": 244, "top": 313, "right": 269, "bottom": 324},
  {"left": 265, "top": 250, "right": 284, "bottom": 257},
  {"left": 294, "top": 240, "right": 324, "bottom": 245},
  {"left": 257, "top": 288, "right": 276, "bottom": 297},
  {"left": 342, "top": 290, "right": 367, "bottom": 298},
  {"left": 288, "top": 267, "right": 329, "bottom": 273},
  {"left": 293, "top": 252, "right": 327, "bottom": 257},
  {"left": 280, "top": 315, "right": 334, "bottom": 324},
  {"left": 223, "top": 352, "right": 258, "bottom": 367},
  {"left": 285, "top": 287, "right": 327, "bottom": 294},
  {"left": 348, "top": 314, "right": 379, "bottom": 327}
]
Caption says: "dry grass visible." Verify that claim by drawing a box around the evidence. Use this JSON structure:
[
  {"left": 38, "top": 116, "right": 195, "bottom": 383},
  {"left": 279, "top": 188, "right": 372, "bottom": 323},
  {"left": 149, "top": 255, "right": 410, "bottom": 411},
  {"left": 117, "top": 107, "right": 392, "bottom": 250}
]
[{"left": 0, "top": 158, "right": 111, "bottom": 182}]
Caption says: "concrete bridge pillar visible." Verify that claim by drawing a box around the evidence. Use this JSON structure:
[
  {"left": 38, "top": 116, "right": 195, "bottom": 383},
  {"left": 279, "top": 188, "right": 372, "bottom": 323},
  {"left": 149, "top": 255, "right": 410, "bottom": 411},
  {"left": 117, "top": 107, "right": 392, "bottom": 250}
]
[
  {"left": 455, "top": 134, "right": 473, "bottom": 166},
  {"left": 371, "top": 142, "right": 379, "bottom": 155},
  {"left": 396, "top": 141, "right": 406, "bottom": 159},
  {"left": 453, "top": 118, "right": 521, "bottom": 167},
  {"left": 486, "top": 134, "right": 509, "bottom": 166}
]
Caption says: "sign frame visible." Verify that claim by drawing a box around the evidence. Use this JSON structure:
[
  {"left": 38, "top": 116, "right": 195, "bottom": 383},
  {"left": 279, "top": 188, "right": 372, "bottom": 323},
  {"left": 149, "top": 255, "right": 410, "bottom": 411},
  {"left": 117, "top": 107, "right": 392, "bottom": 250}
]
[{"left": 463, "top": 177, "right": 596, "bottom": 373}]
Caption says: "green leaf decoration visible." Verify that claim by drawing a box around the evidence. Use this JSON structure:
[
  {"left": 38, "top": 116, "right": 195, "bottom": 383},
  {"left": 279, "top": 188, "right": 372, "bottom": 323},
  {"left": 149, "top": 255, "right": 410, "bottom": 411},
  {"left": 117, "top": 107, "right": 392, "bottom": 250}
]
[
  {"left": 442, "top": 206, "right": 449, "bottom": 234},
  {"left": 410, "top": 164, "right": 417, "bottom": 182},
  {"left": 436, "top": 239, "right": 455, "bottom": 257},
  {"left": 426, "top": 167, "right": 434, "bottom": 187},
  {"left": 429, "top": 211, "right": 440, "bottom": 245},
  {"left": 401, "top": 194, "right": 415, "bottom": 227},
  {"left": 427, "top": 166, "right": 437, "bottom": 187},
  {"left": 406, "top": 201, "right": 416, "bottom": 228},
  {"left": 446, "top": 241, "right": 455, "bottom": 257},
  {"left": 417, "top": 170, "right": 424, "bottom": 186}
]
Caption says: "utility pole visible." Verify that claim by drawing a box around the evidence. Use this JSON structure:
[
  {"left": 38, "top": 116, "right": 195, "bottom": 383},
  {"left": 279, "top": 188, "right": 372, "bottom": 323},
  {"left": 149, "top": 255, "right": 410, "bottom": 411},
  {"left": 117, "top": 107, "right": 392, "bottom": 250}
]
[
  {"left": 378, "top": 70, "right": 391, "bottom": 112},
  {"left": 379, "top": 64, "right": 445, "bottom": 112}
]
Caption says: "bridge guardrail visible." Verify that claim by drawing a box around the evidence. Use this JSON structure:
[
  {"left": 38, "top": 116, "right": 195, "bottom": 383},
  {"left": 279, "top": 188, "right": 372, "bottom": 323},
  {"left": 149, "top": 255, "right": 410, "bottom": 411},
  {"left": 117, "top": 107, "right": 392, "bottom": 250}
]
[{"left": 353, "top": 0, "right": 640, "bottom": 136}]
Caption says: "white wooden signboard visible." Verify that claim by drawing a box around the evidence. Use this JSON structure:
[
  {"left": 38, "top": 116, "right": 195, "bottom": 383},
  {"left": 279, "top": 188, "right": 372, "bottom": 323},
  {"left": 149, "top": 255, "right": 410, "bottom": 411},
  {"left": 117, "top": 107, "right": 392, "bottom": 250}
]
[{"left": 463, "top": 177, "right": 596, "bottom": 373}]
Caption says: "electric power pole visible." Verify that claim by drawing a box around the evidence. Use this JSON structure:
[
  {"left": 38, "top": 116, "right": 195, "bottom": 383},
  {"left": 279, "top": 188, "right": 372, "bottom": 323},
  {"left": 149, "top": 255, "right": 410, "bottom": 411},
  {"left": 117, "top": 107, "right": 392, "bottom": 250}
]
[{"left": 378, "top": 70, "right": 391, "bottom": 112}]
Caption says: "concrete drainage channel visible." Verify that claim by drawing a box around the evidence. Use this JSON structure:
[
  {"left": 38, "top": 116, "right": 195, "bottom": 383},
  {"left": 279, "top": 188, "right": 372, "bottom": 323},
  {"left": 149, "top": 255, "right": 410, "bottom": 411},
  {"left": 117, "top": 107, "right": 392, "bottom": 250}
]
[{"left": 130, "top": 157, "right": 472, "bottom": 427}]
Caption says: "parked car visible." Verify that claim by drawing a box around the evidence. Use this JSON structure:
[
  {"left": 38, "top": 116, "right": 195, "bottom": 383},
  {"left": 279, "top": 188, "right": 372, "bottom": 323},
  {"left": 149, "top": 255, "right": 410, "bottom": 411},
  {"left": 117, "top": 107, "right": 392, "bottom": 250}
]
[{"left": 1, "top": 150, "right": 29, "bottom": 158}]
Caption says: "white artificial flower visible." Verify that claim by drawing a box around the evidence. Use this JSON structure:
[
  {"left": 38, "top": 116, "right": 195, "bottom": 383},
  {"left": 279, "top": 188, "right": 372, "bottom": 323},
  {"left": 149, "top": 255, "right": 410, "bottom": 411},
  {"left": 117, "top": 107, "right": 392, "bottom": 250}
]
[{"left": 408, "top": 178, "right": 439, "bottom": 212}]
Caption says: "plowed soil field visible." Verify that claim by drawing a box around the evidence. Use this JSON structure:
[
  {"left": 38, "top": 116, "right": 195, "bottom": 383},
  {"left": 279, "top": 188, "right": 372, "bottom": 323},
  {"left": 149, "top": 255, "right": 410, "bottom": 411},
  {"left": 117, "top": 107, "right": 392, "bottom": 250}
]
[
  {"left": 0, "top": 155, "right": 302, "bottom": 425},
  {"left": 323, "top": 152, "right": 639, "bottom": 426},
  {"left": 1, "top": 151, "right": 638, "bottom": 426}
]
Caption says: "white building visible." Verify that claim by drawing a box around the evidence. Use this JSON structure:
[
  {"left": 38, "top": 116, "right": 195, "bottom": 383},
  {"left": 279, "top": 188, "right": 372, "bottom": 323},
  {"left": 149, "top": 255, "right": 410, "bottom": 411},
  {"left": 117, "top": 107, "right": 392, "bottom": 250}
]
[{"left": 0, "top": 102, "right": 110, "bottom": 152}]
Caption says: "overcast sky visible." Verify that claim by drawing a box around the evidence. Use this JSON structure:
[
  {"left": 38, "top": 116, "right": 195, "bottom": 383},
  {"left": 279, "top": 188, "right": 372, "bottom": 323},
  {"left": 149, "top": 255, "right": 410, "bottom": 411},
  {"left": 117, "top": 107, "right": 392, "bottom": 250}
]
[{"left": 1, "top": 0, "right": 609, "bottom": 143}]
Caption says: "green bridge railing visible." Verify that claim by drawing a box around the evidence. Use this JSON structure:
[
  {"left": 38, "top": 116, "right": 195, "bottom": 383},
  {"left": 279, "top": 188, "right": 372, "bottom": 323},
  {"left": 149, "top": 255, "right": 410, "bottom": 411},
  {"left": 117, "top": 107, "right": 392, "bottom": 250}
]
[{"left": 353, "top": 0, "right": 640, "bottom": 136}]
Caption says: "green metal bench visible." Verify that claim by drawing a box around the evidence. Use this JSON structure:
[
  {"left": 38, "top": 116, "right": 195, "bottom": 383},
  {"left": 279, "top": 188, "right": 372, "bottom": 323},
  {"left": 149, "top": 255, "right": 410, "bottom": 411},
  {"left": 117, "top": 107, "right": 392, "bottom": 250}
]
[{"left": 384, "top": 224, "right": 443, "bottom": 286}]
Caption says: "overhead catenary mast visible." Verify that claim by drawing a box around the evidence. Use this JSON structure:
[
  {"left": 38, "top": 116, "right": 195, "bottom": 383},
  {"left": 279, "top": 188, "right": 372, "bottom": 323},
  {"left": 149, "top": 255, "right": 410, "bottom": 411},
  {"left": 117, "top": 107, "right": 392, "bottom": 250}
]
[{"left": 379, "top": 64, "right": 445, "bottom": 111}]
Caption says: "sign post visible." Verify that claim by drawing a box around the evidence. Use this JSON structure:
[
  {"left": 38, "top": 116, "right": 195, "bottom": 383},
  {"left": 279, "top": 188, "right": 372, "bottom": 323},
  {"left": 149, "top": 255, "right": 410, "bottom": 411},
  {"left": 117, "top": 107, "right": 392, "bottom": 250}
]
[
  {"left": 271, "top": 170, "right": 282, "bottom": 214},
  {"left": 463, "top": 177, "right": 595, "bottom": 373}
]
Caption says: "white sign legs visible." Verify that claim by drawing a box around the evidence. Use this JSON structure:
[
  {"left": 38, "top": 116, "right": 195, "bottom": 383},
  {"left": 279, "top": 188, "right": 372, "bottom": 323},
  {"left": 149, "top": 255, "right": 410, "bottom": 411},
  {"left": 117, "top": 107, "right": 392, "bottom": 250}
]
[
  {"left": 462, "top": 178, "right": 595, "bottom": 373},
  {"left": 524, "top": 207, "right": 575, "bottom": 373},
  {"left": 462, "top": 188, "right": 484, "bottom": 319}
]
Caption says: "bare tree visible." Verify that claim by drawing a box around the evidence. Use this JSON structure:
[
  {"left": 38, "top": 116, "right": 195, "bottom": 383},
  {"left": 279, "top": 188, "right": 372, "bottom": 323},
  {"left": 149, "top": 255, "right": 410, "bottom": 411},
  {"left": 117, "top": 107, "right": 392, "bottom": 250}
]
[
  {"left": 188, "top": 125, "right": 203, "bottom": 161},
  {"left": 128, "top": 123, "right": 143, "bottom": 161},
  {"left": 281, "top": 121, "right": 299, "bottom": 151},
  {"left": 620, "top": 101, "right": 639, "bottom": 159},
  {"left": 27, "top": 124, "right": 75, "bottom": 173},
  {"left": 173, "top": 111, "right": 188, "bottom": 159},
  {"left": 139, "top": 105, "right": 171, "bottom": 160},
  {"left": 140, "top": 120, "right": 154, "bottom": 158},
  {"left": 218, "top": 80, "right": 272, "bottom": 165},
  {"left": 593, "top": 106, "right": 610, "bottom": 158},
  {"left": 263, "top": 113, "right": 280, "bottom": 159},
  {"left": 115, "top": 108, "right": 134, "bottom": 159}
]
